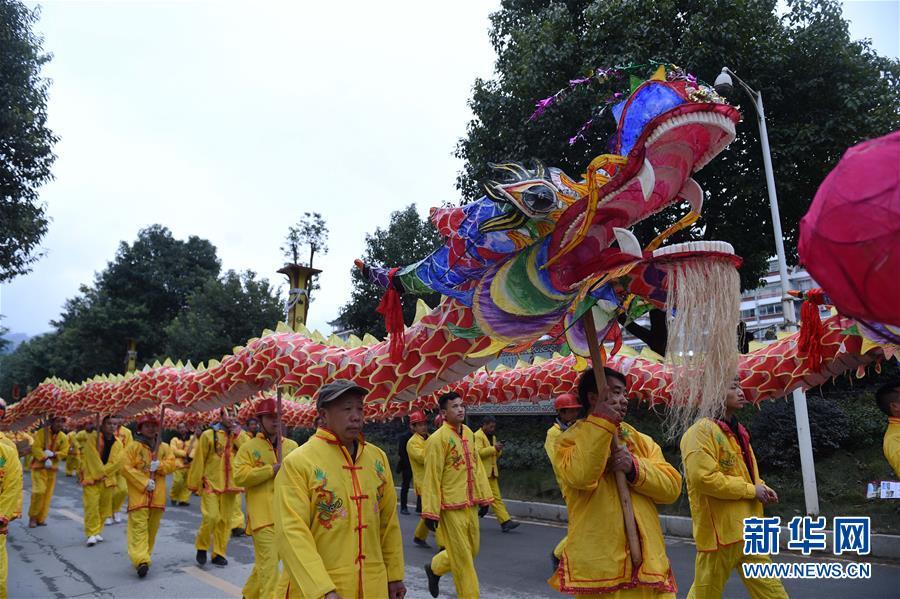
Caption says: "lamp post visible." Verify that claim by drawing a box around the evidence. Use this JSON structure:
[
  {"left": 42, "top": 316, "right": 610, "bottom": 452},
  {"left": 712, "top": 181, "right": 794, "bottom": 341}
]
[{"left": 715, "top": 67, "right": 820, "bottom": 516}]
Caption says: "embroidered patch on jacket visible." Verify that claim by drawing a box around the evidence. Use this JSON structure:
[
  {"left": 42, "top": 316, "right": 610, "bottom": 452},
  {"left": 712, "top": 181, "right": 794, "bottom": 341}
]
[
  {"left": 446, "top": 439, "right": 464, "bottom": 471},
  {"left": 374, "top": 459, "right": 387, "bottom": 505},
  {"left": 313, "top": 468, "right": 345, "bottom": 528}
]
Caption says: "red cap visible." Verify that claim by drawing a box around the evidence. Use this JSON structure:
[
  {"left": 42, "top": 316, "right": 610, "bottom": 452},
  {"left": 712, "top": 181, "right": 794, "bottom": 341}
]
[
  {"left": 255, "top": 397, "right": 277, "bottom": 417},
  {"left": 409, "top": 410, "right": 426, "bottom": 425},
  {"left": 433, "top": 414, "right": 444, "bottom": 428},
  {"left": 137, "top": 413, "right": 159, "bottom": 427},
  {"left": 554, "top": 393, "right": 580, "bottom": 411}
]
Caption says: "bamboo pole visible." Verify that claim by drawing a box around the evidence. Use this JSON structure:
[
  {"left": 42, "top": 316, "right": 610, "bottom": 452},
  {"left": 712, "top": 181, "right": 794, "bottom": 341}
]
[
  {"left": 276, "top": 387, "right": 283, "bottom": 462},
  {"left": 581, "top": 309, "right": 643, "bottom": 570}
]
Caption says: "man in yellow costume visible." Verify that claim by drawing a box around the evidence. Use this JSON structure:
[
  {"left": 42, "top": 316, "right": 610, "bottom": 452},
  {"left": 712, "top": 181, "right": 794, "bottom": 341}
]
[
  {"left": 274, "top": 379, "right": 406, "bottom": 599},
  {"left": 550, "top": 368, "right": 681, "bottom": 598},
  {"left": 235, "top": 397, "right": 299, "bottom": 599},
  {"left": 0, "top": 426, "right": 23, "bottom": 599},
  {"left": 169, "top": 422, "right": 192, "bottom": 506},
  {"left": 230, "top": 419, "right": 252, "bottom": 538},
  {"left": 421, "top": 391, "right": 493, "bottom": 599},
  {"left": 109, "top": 417, "right": 133, "bottom": 525},
  {"left": 77, "top": 415, "right": 123, "bottom": 547},
  {"left": 474, "top": 415, "right": 519, "bottom": 533},
  {"left": 28, "top": 415, "right": 69, "bottom": 528},
  {"left": 122, "top": 413, "right": 176, "bottom": 578},
  {"left": 876, "top": 380, "right": 900, "bottom": 477},
  {"left": 681, "top": 376, "right": 787, "bottom": 599},
  {"left": 406, "top": 409, "right": 432, "bottom": 548},
  {"left": 544, "top": 392, "right": 581, "bottom": 572},
  {"left": 64, "top": 426, "right": 80, "bottom": 477},
  {"left": 188, "top": 408, "right": 244, "bottom": 567}
]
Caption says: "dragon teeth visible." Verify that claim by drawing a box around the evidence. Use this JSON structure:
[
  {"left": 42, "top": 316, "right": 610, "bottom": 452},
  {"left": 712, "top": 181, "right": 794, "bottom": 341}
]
[{"left": 651, "top": 240, "right": 735, "bottom": 258}]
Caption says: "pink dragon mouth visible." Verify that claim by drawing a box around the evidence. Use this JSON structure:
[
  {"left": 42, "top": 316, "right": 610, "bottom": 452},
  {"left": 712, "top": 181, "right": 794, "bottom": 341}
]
[{"left": 547, "top": 103, "right": 741, "bottom": 291}]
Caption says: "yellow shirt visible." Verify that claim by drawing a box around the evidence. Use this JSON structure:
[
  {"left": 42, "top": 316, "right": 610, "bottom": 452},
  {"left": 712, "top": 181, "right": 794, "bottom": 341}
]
[
  {"left": 187, "top": 428, "right": 244, "bottom": 494},
  {"left": 234, "top": 434, "right": 299, "bottom": 533},
  {"left": 116, "top": 426, "right": 133, "bottom": 449},
  {"left": 884, "top": 417, "right": 900, "bottom": 478},
  {"left": 29, "top": 428, "right": 69, "bottom": 471},
  {"left": 8, "top": 431, "right": 33, "bottom": 457},
  {"left": 66, "top": 431, "right": 79, "bottom": 456},
  {"left": 75, "top": 431, "right": 123, "bottom": 487},
  {"left": 421, "top": 422, "right": 493, "bottom": 520},
  {"left": 553, "top": 416, "right": 681, "bottom": 595},
  {"left": 121, "top": 438, "right": 177, "bottom": 511},
  {"left": 681, "top": 417, "right": 767, "bottom": 552},
  {"left": 405, "top": 432, "right": 428, "bottom": 495},
  {"left": 0, "top": 442, "right": 23, "bottom": 526},
  {"left": 274, "top": 428, "right": 404, "bottom": 599},
  {"left": 473, "top": 428, "right": 501, "bottom": 478},
  {"left": 544, "top": 422, "right": 565, "bottom": 496},
  {"left": 170, "top": 436, "right": 190, "bottom": 470},
  {"left": 0, "top": 433, "right": 16, "bottom": 453}
]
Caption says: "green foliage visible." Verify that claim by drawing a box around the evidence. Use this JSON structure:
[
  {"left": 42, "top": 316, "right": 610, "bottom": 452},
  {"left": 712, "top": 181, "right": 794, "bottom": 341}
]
[
  {"left": 281, "top": 212, "right": 329, "bottom": 301},
  {"left": 0, "top": 0, "right": 58, "bottom": 282},
  {"left": 456, "top": 0, "right": 900, "bottom": 290},
  {"left": 335, "top": 205, "right": 443, "bottom": 338}
]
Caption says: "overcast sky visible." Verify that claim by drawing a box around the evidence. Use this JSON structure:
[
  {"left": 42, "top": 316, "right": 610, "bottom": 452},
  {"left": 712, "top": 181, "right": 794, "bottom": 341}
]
[{"left": 1, "top": 0, "right": 898, "bottom": 342}]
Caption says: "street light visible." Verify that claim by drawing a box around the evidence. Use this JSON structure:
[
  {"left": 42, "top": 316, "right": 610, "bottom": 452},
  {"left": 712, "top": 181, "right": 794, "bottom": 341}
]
[{"left": 717, "top": 66, "right": 819, "bottom": 516}]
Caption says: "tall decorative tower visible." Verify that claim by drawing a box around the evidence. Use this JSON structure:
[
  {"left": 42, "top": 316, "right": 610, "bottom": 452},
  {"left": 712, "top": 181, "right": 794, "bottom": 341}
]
[{"left": 278, "top": 264, "right": 322, "bottom": 330}]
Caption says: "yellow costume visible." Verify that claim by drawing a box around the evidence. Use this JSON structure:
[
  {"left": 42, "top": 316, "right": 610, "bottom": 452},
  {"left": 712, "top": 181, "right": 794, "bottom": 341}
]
[
  {"left": 121, "top": 437, "right": 176, "bottom": 569},
  {"left": 681, "top": 418, "right": 788, "bottom": 599},
  {"left": 112, "top": 426, "right": 133, "bottom": 516},
  {"left": 187, "top": 428, "right": 243, "bottom": 558},
  {"left": 65, "top": 431, "right": 80, "bottom": 476},
  {"left": 28, "top": 427, "right": 69, "bottom": 524},
  {"left": 422, "top": 421, "right": 493, "bottom": 598},
  {"left": 8, "top": 431, "right": 32, "bottom": 460},
  {"left": 550, "top": 416, "right": 680, "bottom": 597},
  {"left": 0, "top": 441, "right": 23, "bottom": 599},
  {"left": 544, "top": 421, "right": 567, "bottom": 560},
  {"left": 229, "top": 430, "right": 251, "bottom": 532},
  {"left": 473, "top": 427, "right": 511, "bottom": 525},
  {"left": 169, "top": 436, "right": 192, "bottom": 504},
  {"left": 406, "top": 431, "right": 430, "bottom": 542},
  {"left": 234, "top": 434, "right": 299, "bottom": 599},
  {"left": 273, "top": 428, "right": 403, "bottom": 598},
  {"left": 884, "top": 416, "right": 900, "bottom": 477},
  {"left": 76, "top": 430, "right": 123, "bottom": 539}
]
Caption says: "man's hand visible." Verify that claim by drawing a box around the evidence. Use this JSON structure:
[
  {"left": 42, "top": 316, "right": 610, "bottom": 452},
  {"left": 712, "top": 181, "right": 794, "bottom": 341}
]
[
  {"left": 764, "top": 485, "right": 779, "bottom": 504},
  {"left": 478, "top": 504, "right": 489, "bottom": 517},
  {"left": 494, "top": 441, "right": 504, "bottom": 451},
  {"left": 610, "top": 444, "right": 635, "bottom": 477},
  {"left": 272, "top": 463, "right": 281, "bottom": 476},
  {"left": 42, "top": 449, "right": 54, "bottom": 459},
  {"left": 387, "top": 580, "right": 407, "bottom": 599},
  {"left": 146, "top": 479, "right": 156, "bottom": 493},
  {"left": 591, "top": 400, "right": 623, "bottom": 425},
  {"left": 424, "top": 518, "right": 438, "bottom": 532},
  {"left": 43, "top": 459, "right": 53, "bottom": 469},
  {"left": 149, "top": 460, "right": 160, "bottom": 473},
  {"left": 324, "top": 591, "right": 342, "bottom": 599},
  {"left": 754, "top": 484, "right": 774, "bottom": 504}
]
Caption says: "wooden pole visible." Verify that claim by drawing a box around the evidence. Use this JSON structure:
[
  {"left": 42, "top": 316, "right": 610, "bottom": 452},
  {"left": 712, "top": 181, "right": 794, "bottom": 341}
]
[
  {"left": 276, "top": 387, "right": 283, "bottom": 463},
  {"left": 153, "top": 403, "right": 166, "bottom": 457},
  {"left": 581, "top": 309, "right": 643, "bottom": 570}
]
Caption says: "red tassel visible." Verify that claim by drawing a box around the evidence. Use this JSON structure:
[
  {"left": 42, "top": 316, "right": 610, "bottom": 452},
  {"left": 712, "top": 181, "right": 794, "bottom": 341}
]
[
  {"left": 797, "top": 288, "right": 825, "bottom": 371},
  {"left": 376, "top": 268, "right": 405, "bottom": 363}
]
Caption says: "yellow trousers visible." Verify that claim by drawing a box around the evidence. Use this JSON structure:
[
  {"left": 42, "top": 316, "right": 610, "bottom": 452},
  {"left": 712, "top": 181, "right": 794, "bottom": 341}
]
[
  {"left": 195, "top": 492, "right": 237, "bottom": 557},
  {"left": 82, "top": 484, "right": 113, "bottom": 537},
  {"left": 487, "top": 476, "right": 510, "bottom": 524},
  {"left": 28, "top": 469, "right": 57, "bottom": 523},
  {"left": 687, "top": 543, "right": 789, "bottom": 599},
  {"left": 0, "top": 534, "right": 7, "bottom": 599},
  {"left": 230, "top": 494, "right": 245, "bottom": 530},
  {"left": 127, "top": 508, "right": 163, "bottom": 568},
  {"left": 65, "top": 455, "right": 79, "bottom": 476},
  {"left": 112, "top": 474, "right": 127, "bottom": 513},
  {"left": 431, "top": 507, "right": 480, "bottom": 598},
  {"left": 414, "top": 518, "right": 430, "bottom": 542},
  {"left": 553, "top": 535, "right": 567, "bottom": 559},
  {"left": 243, "top": 525, "right": 277, "bottom": 599},
  {"left": 169, "top": 470, "right": 190, "bottom": 503}
]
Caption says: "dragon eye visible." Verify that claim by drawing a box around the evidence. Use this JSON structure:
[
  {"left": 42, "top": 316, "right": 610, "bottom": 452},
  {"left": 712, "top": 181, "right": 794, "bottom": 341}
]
[{"left": 521, "top": 185, "right": 556, "bottom": 213}]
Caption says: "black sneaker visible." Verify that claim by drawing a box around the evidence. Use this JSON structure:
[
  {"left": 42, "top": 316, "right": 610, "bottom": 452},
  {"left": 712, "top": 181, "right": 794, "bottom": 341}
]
[
  {"left": 179, "top": 502, "right": 191, "bottom": 507},
  {"left": 196, "top": 549, "right": 207, "bottom": 565},
  {"left": 137, "top": 563, "right": 149, "bottom": 578},
  {"left": 211, "top": 554, "right": 228, "bottom": 566},
  {"left": 413, "top": 537, "right": 431, "bottom": 548},
  {"left": 501, "top": 519, "right": 520, "bottom": 533},
  {"left": 424, "top": 563, "right": 440, "bottom": 598},
  {"left": 551, "top": 551, "right": 560, "bottom": 572},
  {"left": 400, "top": 507, "right": 410, "bottom": 515},
  {"left": 231, "top": 527, "right": 245, "bottom": 538}
]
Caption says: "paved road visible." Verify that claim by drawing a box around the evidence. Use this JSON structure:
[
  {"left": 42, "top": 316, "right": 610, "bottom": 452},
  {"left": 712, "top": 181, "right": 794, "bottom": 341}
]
[{"left": 7, "top": 473, "right": 899, "bottom": 598}]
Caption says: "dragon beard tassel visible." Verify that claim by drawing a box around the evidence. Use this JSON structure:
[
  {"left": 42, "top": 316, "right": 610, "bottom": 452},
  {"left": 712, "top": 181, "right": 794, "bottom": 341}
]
[
  {"left": 376, "top": 268, "right": 406, "bottom": 364},
  {"left": 662, "top": 258, "right": 741, "bottom": 440}
]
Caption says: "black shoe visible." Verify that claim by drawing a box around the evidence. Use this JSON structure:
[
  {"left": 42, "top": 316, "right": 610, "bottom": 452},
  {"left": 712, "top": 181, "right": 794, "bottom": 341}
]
[
  {"left": 196, "top": 549, "right": 207, "bottom": 565},
  {"left": 179, "top": 502, "right": 191, "bottom": 507},
  {"left": 413, "top": 537, "right": 431, "bottom": 549},
  {"left": 551, "top": 551, "right": 560, "bottom": 572},
  {"left": 231, "top": 527, "right": 245, "bottom": 538},
  {"left": 400, "top": 507, "right": 410, "bottom": 515},
  {"left": 211, "top": 554, "right": 228, "bottom": 566},
  {"left": 137, "top": 563, "right": 149, "bottom": 578},
  {"left": 170, "top": 499, "right": 175, "bottom": 506},
  {"left": 424, "top": 564, "right": 440, "bottom": 598},
  {"left": 501, "top": 519, "right": 520, "bottom": 533}
]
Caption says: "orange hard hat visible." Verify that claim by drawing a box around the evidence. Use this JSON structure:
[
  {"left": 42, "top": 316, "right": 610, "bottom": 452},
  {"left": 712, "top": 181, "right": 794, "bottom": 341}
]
[
  {"left": 433, "top": 414, "right": 444, "bottom": 427},
  {"left": 137, "top": 413, "right": 160, "bottom": 427},
  {"left": 255, "top": 397, "right": 278, "bottom": 417},
  {"left": 409, "top": 410, "right": 426, "bottom": 425},
  {"left": 554, "top": 393, "right": 580, "bottom": 411}
]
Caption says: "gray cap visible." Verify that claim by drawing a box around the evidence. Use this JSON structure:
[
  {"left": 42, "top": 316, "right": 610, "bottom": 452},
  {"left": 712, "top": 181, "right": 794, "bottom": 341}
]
[{"left": 315, "top": 379, "right": 369, "bottom": 409}]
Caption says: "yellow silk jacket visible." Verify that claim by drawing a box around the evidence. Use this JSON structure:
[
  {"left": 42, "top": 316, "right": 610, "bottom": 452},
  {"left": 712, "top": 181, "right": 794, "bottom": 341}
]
[
  {"left": 186, "top": 428, "right": 244, "bottom": 494},
  {"left": 29, "top": 428, "right": 69, "bottom": 471},
  {"left": 421, "top": 422, "right": 492, "bottom": 520},
  {"left": 884, "top": 417, "right": 900, "bottom": 478},
  {"left": 544, "top": 422, "right": 565, "bottom": 496},
  {"left": 405, "top": 432, "right": 428, "bottom": 495},
  {"left": 473, "top": 428, "right": 500, "bottom": 478},
  {"left": 681, "top": 417, "right": 767, "bottom": 552},
  {"left": 234, "top": 434, "right": 299, "bottom": 533},
  {"left": 116, "top": 426, "right": 133, "bottom": 448},
  {"left": 75, "top": 431, "right": 123, "bottom": 488},
  {"left": 121, "top": 438, "right": 177, "bottom": 511},
  {"left": 553, "top": 416, "right": 681, "bottom": 595},
  {"left": 66, "top": 431, "right": 79, "bottom": 456},
  {"left": 274, "top": 428, "right": 404, "bottom": 599},
  {"left": 170, "top": 436, "right": 190, "bottom": 470},
  {"left": 0, "top": 442, "right": 23, "bottom": 527}
]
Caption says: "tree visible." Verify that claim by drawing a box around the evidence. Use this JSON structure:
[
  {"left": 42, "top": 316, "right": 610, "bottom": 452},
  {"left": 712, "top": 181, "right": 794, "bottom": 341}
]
[
  {"left": 281, "top": 212, "right": 329, "bottom": 301},
  {"left": 456, "top": 0, "right": 900, "bottom": 289},
  {"left": 162, "top": 270, "right": 284, "bottom": 364},
  {"left": 0, "top": 1, "right": 58, "bottom": 282},
  {"left": 335, "top": 205, "right": 443, "bottom": 338}
]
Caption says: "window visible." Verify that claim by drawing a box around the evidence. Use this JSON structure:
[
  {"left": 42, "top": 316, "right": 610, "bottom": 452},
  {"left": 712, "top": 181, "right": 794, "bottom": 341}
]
[
  {"left": 758, "top": 303, "right": 783, "bottom": 317},
  {"left": 741, "top": 308, "right": 756, "bottom": 319}
]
